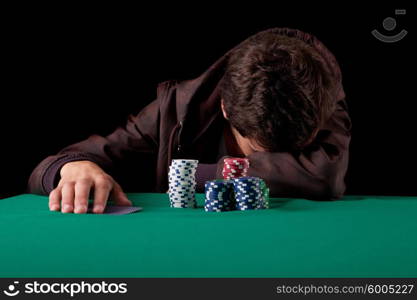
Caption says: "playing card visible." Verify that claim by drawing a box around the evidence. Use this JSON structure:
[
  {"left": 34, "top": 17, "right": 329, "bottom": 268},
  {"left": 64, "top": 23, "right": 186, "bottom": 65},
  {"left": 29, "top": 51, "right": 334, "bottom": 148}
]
[{"left": 87, "top": 205, "right": 142, "bottom": 215}]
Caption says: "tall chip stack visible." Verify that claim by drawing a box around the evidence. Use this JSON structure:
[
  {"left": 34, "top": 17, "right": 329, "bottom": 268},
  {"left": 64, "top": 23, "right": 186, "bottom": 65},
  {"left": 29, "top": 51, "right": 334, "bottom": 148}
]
[{"left": 168, "top": 159, "right": 198, "bottom": 208}]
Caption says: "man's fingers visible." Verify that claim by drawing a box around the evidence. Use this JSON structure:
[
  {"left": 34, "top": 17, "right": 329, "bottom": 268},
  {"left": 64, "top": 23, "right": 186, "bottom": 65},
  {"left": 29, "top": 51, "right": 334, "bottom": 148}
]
[
  {"left": 93, "top": 178, "right": 111, "bottom": 214},
  {"left": 74, "top": 179, "right": 92, "bottom": 214},
  {"left": 49, "top": 188, "right": 62, "bottom": 211},
  {"left": 111, "top": 183, "right": 132, "bottom": 206},
  {"left": 61, "top": 182, "right": 75, "bottom": 213}
]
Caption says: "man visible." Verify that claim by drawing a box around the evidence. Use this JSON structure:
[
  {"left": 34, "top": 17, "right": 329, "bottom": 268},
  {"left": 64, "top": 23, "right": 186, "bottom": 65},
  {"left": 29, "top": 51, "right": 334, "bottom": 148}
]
[{"left": 28, "top": 27, "right": 351, "bottom": 214}]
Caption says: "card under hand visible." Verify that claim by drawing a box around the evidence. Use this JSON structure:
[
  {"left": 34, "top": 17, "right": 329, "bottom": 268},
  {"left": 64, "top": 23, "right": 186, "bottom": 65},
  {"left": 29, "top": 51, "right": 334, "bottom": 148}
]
[{"left": 87, "top": 204, "right": 142, "bottom": 215}]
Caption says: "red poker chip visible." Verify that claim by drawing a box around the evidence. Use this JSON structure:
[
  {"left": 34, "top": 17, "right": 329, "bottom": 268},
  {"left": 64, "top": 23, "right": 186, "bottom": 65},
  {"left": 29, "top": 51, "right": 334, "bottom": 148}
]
[{"left": 222, "top": 157, "right": 250, "bottom": 180}]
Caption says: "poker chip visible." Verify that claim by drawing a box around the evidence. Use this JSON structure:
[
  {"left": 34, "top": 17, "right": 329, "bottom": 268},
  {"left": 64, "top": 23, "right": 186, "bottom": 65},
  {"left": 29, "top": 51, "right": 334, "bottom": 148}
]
[
  {"left": 204, "top": 177, "right": 269, "bottom": 212},
  {"left": 168, "top": 159, "right": 199, "bottom": 208},
  {"left": 168, "top": 157, "right": 269, "bottom": 211},
  {"left": 204, "top": 180, "right": 234, "bottom": 212},
  {"left": 222, "top": 158, "right": 250, "bottom": 180},
  {"left": 232, "top": 177, "right": 269, "bottom": 210}
]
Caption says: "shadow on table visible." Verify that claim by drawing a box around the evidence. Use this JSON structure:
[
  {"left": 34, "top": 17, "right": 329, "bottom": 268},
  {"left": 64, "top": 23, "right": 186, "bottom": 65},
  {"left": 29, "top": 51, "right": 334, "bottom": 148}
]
[
  {"left": 269, "top": 198, "right": 292, "bottom": 209},
  {"left": 267, "top": 195, "right": 372, "bottom": 210},
  {"left": 340, "top": 196, "right": 369, "bottom": 201}
]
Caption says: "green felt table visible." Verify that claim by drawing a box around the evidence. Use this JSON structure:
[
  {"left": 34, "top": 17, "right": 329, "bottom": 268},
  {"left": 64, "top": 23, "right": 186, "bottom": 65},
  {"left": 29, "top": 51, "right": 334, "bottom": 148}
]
[{"left": 0, "top": 193, "right": 416, "bottom": 278}]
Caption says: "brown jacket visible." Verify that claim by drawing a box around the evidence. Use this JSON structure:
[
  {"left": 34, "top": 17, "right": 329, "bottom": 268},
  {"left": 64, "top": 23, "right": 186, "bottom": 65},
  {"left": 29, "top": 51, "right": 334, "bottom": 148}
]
[{"left": 28, "top": 28, "right": 351, "bottom": 199}]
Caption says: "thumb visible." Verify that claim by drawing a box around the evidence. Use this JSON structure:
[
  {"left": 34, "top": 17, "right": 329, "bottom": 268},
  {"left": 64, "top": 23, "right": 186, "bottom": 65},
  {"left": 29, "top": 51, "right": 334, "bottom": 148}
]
[{"left": 111, "top": 182, "right": 132, "bottom": 206}]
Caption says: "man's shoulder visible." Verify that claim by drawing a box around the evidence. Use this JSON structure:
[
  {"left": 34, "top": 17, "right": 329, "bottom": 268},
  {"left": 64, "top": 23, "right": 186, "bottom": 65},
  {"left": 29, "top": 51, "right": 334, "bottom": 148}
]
[{"left": 156, "top": 80, "right": 179, "bottom": 97}]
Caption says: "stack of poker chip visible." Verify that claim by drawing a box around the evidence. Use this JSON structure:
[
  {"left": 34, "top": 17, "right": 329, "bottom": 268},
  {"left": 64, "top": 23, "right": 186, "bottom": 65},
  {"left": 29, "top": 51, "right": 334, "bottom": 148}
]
[
  {"left": 168, "top": 159, "right": 198, "bottom": 208},
  {"left": 204, "top": 177, "right": 269, "bottom": 212},
  {"left": 204, "top": 180, "right": 234, "bottom": 212},
  {"left": 259, "top": 179, "right": 270, "bottom": 209},
  {"left": 232, "top": 177, "right": 269, "bottom": 210},
  {"left": 222, "top": 158, "right": 250, "bottom": 180}
]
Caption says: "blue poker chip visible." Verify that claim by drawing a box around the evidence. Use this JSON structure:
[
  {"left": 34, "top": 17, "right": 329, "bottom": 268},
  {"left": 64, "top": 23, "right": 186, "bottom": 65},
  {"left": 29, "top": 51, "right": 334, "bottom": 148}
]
[
  {"left": 204, "top": 180, "right": 235, "bottom": 212},
  {"left": 230, "top": 177, "right": 269, "bottom": 211}
]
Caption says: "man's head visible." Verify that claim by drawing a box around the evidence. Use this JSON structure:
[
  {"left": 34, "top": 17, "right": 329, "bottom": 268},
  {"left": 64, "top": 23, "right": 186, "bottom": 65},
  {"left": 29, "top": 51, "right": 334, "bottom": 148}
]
[{"left": 220, "top": 29, "right": 336, "bottom": 153}]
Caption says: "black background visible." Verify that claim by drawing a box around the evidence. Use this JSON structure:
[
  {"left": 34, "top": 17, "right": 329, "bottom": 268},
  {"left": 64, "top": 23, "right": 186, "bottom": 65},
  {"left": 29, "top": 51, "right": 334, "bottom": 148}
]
[{"left": 1, "top": 4, "right": 414, "bottom": 198}]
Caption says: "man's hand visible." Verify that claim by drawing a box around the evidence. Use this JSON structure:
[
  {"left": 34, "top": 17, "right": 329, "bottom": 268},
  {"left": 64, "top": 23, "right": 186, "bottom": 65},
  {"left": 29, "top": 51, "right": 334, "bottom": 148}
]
[{"left": 49, "top": 161, "right": 132, "bottom": 214}]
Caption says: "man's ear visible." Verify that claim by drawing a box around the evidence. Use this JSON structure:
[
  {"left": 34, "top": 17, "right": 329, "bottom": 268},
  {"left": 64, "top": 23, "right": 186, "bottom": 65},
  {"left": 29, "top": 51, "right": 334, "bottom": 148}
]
[{"left": 221, "top": 99, "right": 228, "bottom": 120}]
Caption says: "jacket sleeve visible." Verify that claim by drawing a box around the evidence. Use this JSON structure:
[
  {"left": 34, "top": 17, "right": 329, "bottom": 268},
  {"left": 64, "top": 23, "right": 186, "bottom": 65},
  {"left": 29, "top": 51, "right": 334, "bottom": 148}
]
[
  {"left": 243, "top": 98, "right": 351, "bottom": 200},
  {"left": 28, "top": 99, "right": 161, "bottom": 195}
]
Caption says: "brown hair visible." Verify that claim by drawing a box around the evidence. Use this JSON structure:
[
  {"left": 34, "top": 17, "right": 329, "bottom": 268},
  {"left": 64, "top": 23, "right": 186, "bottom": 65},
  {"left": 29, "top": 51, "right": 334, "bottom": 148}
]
[{"left": 220, "top": 30, "right": 335, "bottom": 152}]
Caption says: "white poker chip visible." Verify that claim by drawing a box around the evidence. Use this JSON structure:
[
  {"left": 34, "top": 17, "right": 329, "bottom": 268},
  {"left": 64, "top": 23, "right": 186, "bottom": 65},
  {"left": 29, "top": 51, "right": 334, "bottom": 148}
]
[{"left": 168, "top": 159, "right": 199, "bottom": 208}]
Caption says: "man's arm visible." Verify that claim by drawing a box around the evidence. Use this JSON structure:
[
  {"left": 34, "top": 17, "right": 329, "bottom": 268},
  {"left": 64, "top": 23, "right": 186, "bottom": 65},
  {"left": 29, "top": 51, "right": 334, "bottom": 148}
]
[
  {"left": 197, "top": 98, "right": 351, "bottom": 200},
  {"left": 28, "top": 98, "right": 160, "bottom": 196},
  {"left": 246, "top": 98, "right": 351, "bottom": 200}
]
